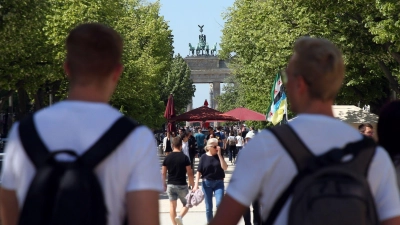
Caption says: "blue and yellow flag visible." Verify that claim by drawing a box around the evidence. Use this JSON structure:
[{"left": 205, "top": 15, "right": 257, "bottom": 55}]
[{"left": 266, "top": 72, "right": 287, "bottom": 125}]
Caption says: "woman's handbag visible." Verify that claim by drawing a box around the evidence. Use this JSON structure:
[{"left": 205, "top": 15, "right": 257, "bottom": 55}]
[{"left": 185, "top": 189, "right": 205, "bottom": 208}]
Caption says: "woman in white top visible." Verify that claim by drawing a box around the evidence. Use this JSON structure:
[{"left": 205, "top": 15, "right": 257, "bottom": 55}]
[
  {"left": 180, "top": 132, "right": 191, "bottom": 162},
  {"left": 236, "top": 132, "right": 244, "bottom": 153}
]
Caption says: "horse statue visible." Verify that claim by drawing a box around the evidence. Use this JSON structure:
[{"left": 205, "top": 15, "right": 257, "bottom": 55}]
[
  {"left": 210, "top": 42, "right": 217, "bottom": 56},
  {"left": 205, "top": 43, "right": 210, "bottom": 55},
  {"left": 196, "top": 43, "right": 201, "bottom": 56},
  {"left": 189, "top": 43, "right": 195, "bottom": 56}
]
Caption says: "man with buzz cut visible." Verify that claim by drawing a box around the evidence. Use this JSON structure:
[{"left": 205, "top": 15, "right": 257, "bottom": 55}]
[
  {"left": 162, "top": 136, "right": 194, "bottom": 225},
  {"left": 210, "top": 37, "right": 400, "bottom": 225},
  {"left": 0, "top": 23, "right": 163, "bottom": 225}
]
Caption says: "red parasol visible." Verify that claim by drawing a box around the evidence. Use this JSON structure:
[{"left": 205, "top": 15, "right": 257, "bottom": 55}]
[
  {"left": 170, "top": 106, "right": 239, "bottom": 122},
  {"left": 224, "top": 107, "right": 266, "bottom": 121},
  {"left": 164, "top": 94, "right": 176, "bottom": 132},
  {"left": 203, "top": 99, "right": 209, "bottom": 107}
]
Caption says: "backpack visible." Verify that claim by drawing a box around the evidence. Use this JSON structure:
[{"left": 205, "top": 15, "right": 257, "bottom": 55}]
[
  {"left": 263, "top": 125, "right": 379, "bottom": 225},
  {"left": 220, "top": 131, "right": 226, "bottom": 140},
  {"left": 18, "top": 115, "right": 139, "bottom": 225},
  {"left": 229, "top": 137, "right": 236, "bottom": 146}
]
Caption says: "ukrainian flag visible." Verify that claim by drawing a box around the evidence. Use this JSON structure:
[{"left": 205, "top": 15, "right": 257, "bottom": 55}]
[{"left": 266, "top": 72, "right": 287, "bottom": 125}]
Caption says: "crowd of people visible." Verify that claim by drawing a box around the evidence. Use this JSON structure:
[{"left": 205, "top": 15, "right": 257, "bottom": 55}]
[{"left": 0, "top": 23, "right": 399, "bottom": 225}]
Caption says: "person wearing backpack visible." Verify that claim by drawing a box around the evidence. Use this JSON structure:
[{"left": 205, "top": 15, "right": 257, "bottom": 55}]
[
  {"left": 210, "top": 37, "right": 400, "bottom": 225},
  {"left": 225, "top": 131, "right": 237, "bottom": 165},
  {"left": 0, "top": 23, "right": 163, "bottom": 225}
]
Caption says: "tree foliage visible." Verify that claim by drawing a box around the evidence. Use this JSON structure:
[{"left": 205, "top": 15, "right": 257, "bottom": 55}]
[
  {"left": 219, "top": 0, "right": 400, "bottom": 116},
  {"left": 0, "top": 0, "right": 175, "bottom": 128},
  {"left": 215, "top": 75, "right": 244, "bottom": 113},
  {"left": 159, "top": 54, "right": 196, "bottom": 114}
]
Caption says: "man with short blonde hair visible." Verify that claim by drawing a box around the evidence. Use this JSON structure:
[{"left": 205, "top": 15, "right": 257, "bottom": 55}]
[{"left": 211, "top": 37, "right": 400, "bottom": 225}]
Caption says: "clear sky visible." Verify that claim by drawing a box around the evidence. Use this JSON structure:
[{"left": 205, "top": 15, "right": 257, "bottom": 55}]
[{"left": 148, "top": 0, "right": 235, "bottom": 109}]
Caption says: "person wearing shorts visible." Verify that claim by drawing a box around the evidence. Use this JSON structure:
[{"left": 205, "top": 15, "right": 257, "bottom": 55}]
[{"left": 162, "top": 136, "right": 194, "bottom": 225}]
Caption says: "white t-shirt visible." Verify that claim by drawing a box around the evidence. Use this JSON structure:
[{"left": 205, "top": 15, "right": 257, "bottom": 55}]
[
  {"left": 227, "top": 136, "right": 236, "bottom": 145},
  {"left": 1, "top": 101, "right": 163, "bottom": 225},
  {"left": 227, "top": 114, "right": 400, "bottom": 224},
  {"left": 236, "top": 135, "right": 244, "bottom": 147},
  {"left": 182, "top": 141, "right": 190, "bottom": 162}
]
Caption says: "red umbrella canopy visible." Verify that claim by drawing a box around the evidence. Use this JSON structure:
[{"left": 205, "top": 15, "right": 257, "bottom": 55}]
[
  {"left": 224, "top": 107, "right": 266, "bottom": 121},
  {"left": 164, "top": 94, "right": 176, "bottom": 132},
  {"left": 170, "top": 106, "right": 239, "bottom": 122}
]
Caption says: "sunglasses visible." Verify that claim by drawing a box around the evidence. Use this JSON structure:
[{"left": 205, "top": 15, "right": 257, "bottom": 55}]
[{"left": 211, "top": 145, "right": 218, "bottom": 149}]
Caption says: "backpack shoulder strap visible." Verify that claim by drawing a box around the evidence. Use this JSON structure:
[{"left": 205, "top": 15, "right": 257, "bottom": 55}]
[
  {"left": 341, "top": 136, "right": 376, "bottom": 176},
  {"left": 263, "top": 125, "right": 314, "bottom": 225},
  {"left": 80, "top": 116, "right": 140, "bottom": 169},
  {"left": 18, "top": 114, "right": 50, "bottom": 168},
  {"left": 268, "top": 124, "right": 314, "bottom": 172}
]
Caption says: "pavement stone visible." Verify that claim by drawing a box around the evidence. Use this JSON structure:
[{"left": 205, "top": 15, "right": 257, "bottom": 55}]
[{"left": 158, "top": 154, "right": 245, "bottom": 225}]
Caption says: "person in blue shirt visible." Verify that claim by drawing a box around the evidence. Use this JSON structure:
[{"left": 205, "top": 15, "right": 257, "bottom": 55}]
[
  {"left": 215, "top": 127, "right": 225, "bottom": 155},
  {"left": 194, "top": 128, "right": 206, "bottom": 157}
]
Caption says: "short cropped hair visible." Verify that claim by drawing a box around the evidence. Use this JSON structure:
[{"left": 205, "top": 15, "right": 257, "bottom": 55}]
[
  {"left": 293, "top": 37, "right": 345, "bottom": 101},
  {"left": 358, "top": 123, "right": 373, "bottom": 133},
  {"left": 66, "top": 23, "right": 123, "bottom": 84},
  {"left": 171, "top": 136, "right": 182, "bottom": 148}
]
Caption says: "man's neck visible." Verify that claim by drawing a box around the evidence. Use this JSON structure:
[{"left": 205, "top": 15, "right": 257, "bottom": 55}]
[
  {"left": 298, "top": 100, "right": 334, "bottom": 117},
  {"left": 173, "top": 148, "right": 181, "bottom": 152},
  {"left": 68, "top": 85, "right": 111, "bottom": 103}
]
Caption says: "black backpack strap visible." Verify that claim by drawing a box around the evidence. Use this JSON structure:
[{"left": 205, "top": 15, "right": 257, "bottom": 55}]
[
  {"left": 80, "top": 116, "right": 140, "bottom": 169},
  {"left": 263, "top": 125, "right": 314, "bottom": 225},
  {"left": 338, "top": 136, "right": 376, "bottom": 176},
  {"left": 18, "top": 114, "right": 50, "bottom": 168},
  {"left": 268, "top": 125, "right": 314, "bottom": 172}
]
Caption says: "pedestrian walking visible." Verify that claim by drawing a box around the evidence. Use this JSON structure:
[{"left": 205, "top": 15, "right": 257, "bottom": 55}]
[
  {"left": 187, "top": 130, "right": 197, "bottom": 171},
  {"left": 210, "top": 37, "right": 400, "bottom": 225},
  {"left": 0, "top": 23, "right": 163, "bottom": 225},
  {"left": 162, "top": 136, "right": 194, "bottom": 225},
  {"left": 225, "top": 131, "right": 237, "bottom": 165},
  {"left": 194, "top": 128, "right": 206, "bottom": 157},
  {"left": 180, "top": 132, "right": 191, "bottom": 163},
  {"left": 193, "top": 138, "right": 228, "bottom": 223},
  {"left": 235, "top": 132, "right": 244, "bottom": 156},
  {"left": 163, "top": 132, "right": 173, "bottom": 156}
]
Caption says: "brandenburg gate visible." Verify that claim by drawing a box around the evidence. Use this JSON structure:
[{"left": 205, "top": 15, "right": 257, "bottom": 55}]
[{"left": 183, "top": 25, "right": 231, "bottom": 113}]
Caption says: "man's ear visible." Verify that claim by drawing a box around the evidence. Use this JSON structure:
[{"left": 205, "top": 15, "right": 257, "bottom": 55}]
[
  {"left": 297, "top": 75, "right": 309, "bottom": 95},
  {"left": 112, "top": 63, "right": 123, "bottom": 82},
  {"left": 64, "top": 62, "right": 70, "bottom": 78}
]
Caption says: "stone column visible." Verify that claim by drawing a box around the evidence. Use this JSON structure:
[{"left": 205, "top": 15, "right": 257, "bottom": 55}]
[
  {"left": 186, "top": 98, "right": 193, "bottom": 127},
  {"left": 209, "top": 83, "right": 214, "bottom": 108},
  {"left": 212, "top": 81, "right": 220, "bottom": 109},
  {"left": 213, "top": 81, "right": 221, "bottom": 128}
]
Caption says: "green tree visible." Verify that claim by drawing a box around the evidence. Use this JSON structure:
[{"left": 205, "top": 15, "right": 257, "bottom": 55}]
[
  {"left": 0, "top": 0, "right": 58, "bottom": 119},
  {"left": 110, "top": 1, "right": 174, "bottom": 127},
  {"left": 159, "top": 54, "right": 196, "bottom": 114},
  {"left": 0, "top": 0, "right": 175, "bottom": 128},
  {"left": 220, "top": 0, "right": 398, "bottom": 116},
  {"left": 215, "top": 75, "right": 244, "bottom": 113}
]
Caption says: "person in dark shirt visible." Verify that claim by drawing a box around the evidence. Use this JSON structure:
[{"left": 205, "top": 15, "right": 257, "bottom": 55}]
[
  {"left": 193, "top": 138, "right": 228, "bottom": 223},
  {"left": 162, "top": 136, "right": 194, "bottom": 225},
  {"left": 187, "top": 130, "right": 197, "bottom": 172}
]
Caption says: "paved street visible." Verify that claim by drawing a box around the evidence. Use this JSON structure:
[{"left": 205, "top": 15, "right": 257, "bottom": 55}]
[{"left": 158, "top": 154, "right": 246, "bottom": 225}]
